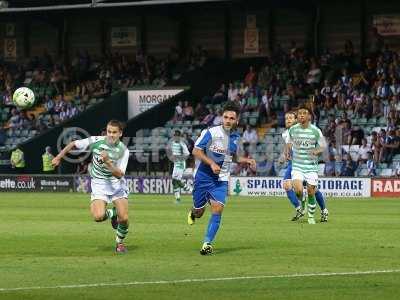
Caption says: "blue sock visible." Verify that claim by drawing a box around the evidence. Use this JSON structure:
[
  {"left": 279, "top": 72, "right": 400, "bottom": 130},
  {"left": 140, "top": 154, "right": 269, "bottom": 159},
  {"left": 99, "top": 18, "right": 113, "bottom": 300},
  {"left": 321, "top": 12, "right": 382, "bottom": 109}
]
[
  {"left": 204, "top": 214, "right": 221, "bottom": 244},
  {"left": 315, "top": 190, "right": 326, "bottom": 210},
  {"left": 287, "top": 189, "right": 300, "bottom": 208}
]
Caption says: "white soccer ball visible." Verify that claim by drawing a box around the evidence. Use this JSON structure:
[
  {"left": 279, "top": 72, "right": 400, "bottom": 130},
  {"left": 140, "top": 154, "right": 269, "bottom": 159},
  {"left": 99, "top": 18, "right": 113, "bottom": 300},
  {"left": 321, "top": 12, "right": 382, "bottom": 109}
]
[{"left": 13, "top": 87, "right": 35, "bottom": 109}]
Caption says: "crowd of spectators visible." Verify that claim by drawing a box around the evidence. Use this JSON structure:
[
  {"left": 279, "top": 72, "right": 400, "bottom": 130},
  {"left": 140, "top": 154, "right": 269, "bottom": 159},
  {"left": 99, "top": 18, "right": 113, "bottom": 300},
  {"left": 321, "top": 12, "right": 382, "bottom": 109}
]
[
  {"left": 0, "top": 46, "right": 208, "bottom": 148},
  {"left": 169, "top": 39, "right": 400, "bottom": 177}
]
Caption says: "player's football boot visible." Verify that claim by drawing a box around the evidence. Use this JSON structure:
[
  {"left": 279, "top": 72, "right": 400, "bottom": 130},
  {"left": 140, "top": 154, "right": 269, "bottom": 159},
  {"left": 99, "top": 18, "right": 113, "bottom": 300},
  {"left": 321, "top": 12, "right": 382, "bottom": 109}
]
[
  {"left": 307, "top": 217, "right": 316, "bottom": 225},
  {"left": 187, "top": 210, "right": 195, "bottom": 225},
  {"left": 110, "top": 207, "right": 118, "bottom": 230},
  {"left": 320, "top": 208, "right": 329, "bottom": 222},
  {"left": 291, "top": 208, "right": 305, "bottom": 221},
  {"left": 200, "top": 242, "right": 213, "bottom": 255},
  {"left": 115, "top": 243, "right": 128, "bottom": 253}
]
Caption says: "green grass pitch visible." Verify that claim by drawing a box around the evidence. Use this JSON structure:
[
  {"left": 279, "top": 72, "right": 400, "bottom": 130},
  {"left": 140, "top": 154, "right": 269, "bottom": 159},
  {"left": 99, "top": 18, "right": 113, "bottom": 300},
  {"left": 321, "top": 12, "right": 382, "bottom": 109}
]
[{"left": 0, "top": 193, "right": 399, "bottom": 300}]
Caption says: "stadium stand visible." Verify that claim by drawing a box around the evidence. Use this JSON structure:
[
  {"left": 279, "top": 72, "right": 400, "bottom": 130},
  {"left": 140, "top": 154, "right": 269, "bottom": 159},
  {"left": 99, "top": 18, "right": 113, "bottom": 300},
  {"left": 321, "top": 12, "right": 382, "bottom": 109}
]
[{"left": 126, "top": 42, "right": 400, "bottom": 177}]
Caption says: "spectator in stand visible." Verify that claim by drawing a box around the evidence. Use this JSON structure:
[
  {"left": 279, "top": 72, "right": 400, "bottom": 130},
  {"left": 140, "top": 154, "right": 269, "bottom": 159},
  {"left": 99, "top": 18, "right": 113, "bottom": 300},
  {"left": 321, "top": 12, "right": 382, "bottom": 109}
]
[
  {"left": 324, "top": 154, "right": 336, "bottom": 176},
  {"left": 340, "top": 153, "right": 357, "bottom": 176},
  {"left": 44, "top": 94, "right": 55, "bottom": 114},
  {"left": 173, "top": 101, "right": 183, "bottom": 122},
  {"left": 182, "top": 101, "right": 194, "bottom": 121},
  {"left": 228, "top": 82, "right": 239, "bottom": 101},
  {"left": 8, "top": 109, "right": 21, "bottom": 129},
  {"left": 244, "top": 66, "right": 257, "bottom": 87},
  {"left": 392, "top": 161, "right": 400, "bottom": 177},
  {"left": 201, "top": 108, "right": 215, "bottom": 126},
  {"left": 245, "top": 91, "right": 258, "bottom": 112},
  {"left": 183, "top": 132, "right": 194, "bottom": 154},
  {"left": 381, "top": 129, "right": 400, "bottom": 163},
  {"left": 358, "top": 138, "right": 372, "bottom": 164},
  {"left": 194, "top": 103, "right": 208, "bottom": 121},
  {"left": 306, "top": 59, "right": 322, "bottom": 87},
  {"left": 212, "top": 110, "right": 223, "bottom": 126},
  {"left": 242, "top": 125, "right": 258, "bottom": 145},
  {"left": 256, "top": 154, "right": 276, "bottom": 176},
  {"left": 366, "top": 153, "right": 377, "bottom": 177},
  {"left": 212, "top": 84, "right": 227, "bottom": 104}
]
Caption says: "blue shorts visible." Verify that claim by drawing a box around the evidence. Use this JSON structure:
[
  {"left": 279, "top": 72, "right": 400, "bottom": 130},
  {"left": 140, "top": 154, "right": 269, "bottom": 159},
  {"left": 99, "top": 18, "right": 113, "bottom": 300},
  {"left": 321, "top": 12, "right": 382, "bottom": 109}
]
[
  {"left": 283, "top": 161, "right": 292, "bottom": 180},
  {"left": 192, "top": 179, "right": 228, "bottom": 209}
]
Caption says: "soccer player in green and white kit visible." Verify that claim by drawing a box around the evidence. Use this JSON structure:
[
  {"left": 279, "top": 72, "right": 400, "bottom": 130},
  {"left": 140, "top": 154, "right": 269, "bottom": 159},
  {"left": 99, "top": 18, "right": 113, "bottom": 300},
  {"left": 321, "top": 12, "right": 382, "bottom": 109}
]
[
  {"left": 287, "top": 106, "right": 327, "bottom": 224},
  {"left": 52, "top": 120, "right": 131, "bottom": 253},
  {"left": 169, "top": 130, "right": 190, "bottom": 203}
]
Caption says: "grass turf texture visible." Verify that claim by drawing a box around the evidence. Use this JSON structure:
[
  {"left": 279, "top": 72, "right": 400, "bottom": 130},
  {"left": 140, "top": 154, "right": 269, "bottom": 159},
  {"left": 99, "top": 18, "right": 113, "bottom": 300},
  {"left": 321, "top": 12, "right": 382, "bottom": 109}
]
[{"left": 0, "top": 193, "right": 399, "bottom": 300}]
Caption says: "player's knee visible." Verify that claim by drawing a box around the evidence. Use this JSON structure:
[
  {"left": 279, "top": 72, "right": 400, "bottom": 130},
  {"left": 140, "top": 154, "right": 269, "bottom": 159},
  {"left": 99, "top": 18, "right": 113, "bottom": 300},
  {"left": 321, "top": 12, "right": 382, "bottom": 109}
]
[
  {"left": 283, "top": 181, "right": 292, "bottom": 191},
  {"left": 93, "top": 213, "right": 106, "bottom": 222},
  {"left": 118, "top": 214, "right": 129, "bottom": 223}
]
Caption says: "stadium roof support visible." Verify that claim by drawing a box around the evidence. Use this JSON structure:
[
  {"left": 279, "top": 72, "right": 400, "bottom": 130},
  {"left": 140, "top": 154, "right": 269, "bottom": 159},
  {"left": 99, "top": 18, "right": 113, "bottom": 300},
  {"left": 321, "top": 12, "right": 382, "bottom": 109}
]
[{"left": 0, "top": 0, "right": 230, "bottom": 13}]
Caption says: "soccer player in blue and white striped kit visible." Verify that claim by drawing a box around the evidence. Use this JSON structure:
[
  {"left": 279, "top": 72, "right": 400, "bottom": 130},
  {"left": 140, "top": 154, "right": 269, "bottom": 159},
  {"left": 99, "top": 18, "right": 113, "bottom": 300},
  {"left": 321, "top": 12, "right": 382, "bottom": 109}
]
[{"left": 187, "top": 102, "right": 256, "bottom": 255}]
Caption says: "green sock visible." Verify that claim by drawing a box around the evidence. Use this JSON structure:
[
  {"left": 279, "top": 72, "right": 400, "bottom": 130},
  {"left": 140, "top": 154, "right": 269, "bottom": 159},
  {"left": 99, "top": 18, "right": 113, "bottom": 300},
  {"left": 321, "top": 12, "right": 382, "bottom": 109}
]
[
  {"left": 116, "top": 222, "right": 129, "bottom": 244},
  {"left": 307, "top": 195, "right": 316, "bottom": 218},
  {"left": 106, "top": 207, "right": 116, "bottom": 219}
]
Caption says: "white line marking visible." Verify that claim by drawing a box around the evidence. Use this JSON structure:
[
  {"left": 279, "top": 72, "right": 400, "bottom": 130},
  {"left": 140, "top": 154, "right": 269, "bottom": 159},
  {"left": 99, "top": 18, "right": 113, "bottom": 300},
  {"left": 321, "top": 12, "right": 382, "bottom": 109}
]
[{"left": 1, "top": 269, "right": 399, "bottom": 292}]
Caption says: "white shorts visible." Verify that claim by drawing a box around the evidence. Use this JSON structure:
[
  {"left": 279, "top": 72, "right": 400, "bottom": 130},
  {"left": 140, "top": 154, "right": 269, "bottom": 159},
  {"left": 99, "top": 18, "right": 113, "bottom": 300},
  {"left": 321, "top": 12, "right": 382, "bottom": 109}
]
[
  {"left": 90, "top": 178, "right": 129, "bottom": 204},
  {"left": 291, "top": 170, "right": 318, "bottom": 186},
  {"left": 172, "top": 165, "right": 185, "bottom": 180}
]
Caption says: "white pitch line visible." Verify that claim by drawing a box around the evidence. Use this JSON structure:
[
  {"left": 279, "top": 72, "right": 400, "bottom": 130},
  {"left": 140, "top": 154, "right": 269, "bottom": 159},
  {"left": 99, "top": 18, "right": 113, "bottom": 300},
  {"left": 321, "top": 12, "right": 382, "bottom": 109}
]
[{"left": 1, "top": 269, "right": 399, "bottom": 293}]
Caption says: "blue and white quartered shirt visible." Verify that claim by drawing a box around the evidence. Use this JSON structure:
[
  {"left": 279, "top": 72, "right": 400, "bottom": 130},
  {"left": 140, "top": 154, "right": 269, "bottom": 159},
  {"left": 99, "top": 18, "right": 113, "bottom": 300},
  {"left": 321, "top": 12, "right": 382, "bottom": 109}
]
[{"left": 194, "top": 125, "right": 240, "bottom": 182}]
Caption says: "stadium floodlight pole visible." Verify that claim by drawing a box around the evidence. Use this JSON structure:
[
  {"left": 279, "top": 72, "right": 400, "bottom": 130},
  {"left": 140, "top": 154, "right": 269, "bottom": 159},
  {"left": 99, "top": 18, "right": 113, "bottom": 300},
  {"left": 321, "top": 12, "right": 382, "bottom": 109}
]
[
  {"left": 96, "top": 0, "right": 231, "bottom": 8},
  {"left": 0, "top": 3, "right": 92, "bottom": 13}
]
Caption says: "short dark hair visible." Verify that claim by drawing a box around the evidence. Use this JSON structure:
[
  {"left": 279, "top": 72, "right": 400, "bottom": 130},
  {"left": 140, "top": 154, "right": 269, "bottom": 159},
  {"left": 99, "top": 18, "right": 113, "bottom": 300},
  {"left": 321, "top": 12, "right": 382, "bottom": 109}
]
[
  {"left": 107, "top": 120, "right": 125, "bottom": 131},
  {"left": 297, "top": 105, "right": 312, "bottom": 114},
  {"left": 174, "top": 130, "right": 181, "bottom": 136},
  {"left": 222, "top": 101, "right": 240, "bottom": 117}
]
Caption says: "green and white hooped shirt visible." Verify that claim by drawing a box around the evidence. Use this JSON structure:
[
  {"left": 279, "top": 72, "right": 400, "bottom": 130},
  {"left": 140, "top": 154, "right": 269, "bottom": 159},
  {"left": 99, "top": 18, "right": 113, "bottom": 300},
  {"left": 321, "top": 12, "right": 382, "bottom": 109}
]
[
  {"left": 74, "top": 136, "right": 129, "bottom": 183},
  {"left": 288, "top": 123, "right": 326, "bottom": 174}
]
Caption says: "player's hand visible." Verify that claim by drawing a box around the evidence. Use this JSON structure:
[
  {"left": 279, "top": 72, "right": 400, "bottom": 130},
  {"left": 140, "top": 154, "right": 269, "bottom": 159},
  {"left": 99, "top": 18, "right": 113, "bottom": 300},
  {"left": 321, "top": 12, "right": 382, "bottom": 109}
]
[
  {"left": 310, "top": 149, "right": 320, "bottom": 157},
  {"left": 52, "top": 156, "right": 61, "bottom": 167},
  {"left": 210, "top": 162, "right": 221, "bottom": 174},
  {"left": 100, "top": 151, "right": 110, "bottom": 163},
  {"left": 247, "top": 158, "right": 257, "bottom": 170}
]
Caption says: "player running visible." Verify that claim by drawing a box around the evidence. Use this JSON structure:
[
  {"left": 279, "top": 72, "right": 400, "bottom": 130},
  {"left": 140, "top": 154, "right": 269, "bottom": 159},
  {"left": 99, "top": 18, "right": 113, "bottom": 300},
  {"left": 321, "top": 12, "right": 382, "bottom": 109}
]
[
  {"left": 168, "top": 130, "right": 190, "bottom": 203},
  {"left": 287, "top": 106, "right": 327, "bottom": 224},
  {"left": 282, "top": 111, "right": 329, "bottom": 222},
  {"left": 187, "top": 102, "right": 256, "bottom": 255},
  {"left": 52, "top": 120, "right": 131, "bottom": 253}
]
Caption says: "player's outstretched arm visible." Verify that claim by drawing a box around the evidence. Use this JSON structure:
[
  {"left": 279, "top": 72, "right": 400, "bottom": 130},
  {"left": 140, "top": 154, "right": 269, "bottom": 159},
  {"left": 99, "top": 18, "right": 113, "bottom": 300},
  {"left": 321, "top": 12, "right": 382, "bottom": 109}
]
[
  {"left": 52, "top": 141, "right": 76, "bottom": 167},
  {"left": 192, "top": 148, "right": 220, "bottom": 174}
]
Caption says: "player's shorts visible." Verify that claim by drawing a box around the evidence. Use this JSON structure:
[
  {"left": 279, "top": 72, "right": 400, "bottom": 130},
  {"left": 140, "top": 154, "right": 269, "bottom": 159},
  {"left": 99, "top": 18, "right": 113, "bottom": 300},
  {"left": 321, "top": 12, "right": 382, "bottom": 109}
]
[
  {"left": 90, "top": 178, "right": 129, "bottom": 204},
  {"left": 192, "top": 178, "right": 228, "bottom": 209},
  {"left": 291, "top": 170, "right": 318, "bottom": 186},
  {"left": 172, "top": 165, "right": 185, "bottom": 180},
  {"left": 283, "top": 162, "right": 292, "bottom": 181}
]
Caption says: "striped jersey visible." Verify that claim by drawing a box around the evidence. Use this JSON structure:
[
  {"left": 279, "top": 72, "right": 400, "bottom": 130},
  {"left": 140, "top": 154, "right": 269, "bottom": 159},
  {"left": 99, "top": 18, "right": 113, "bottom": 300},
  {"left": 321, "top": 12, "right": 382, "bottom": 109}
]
[
  {"left": 74, "top": 136, "right": 129, "bottom": 182},
  {"left": 281, "top": 129, "right": 292, "bottom": 168},
  {"left": 170, "top": 140, "right": 190, "bottom": 169},
  {"left": 194, "top": 125, "right": 240, "bottom": 182},
  {"left": 287, "top": 123, "right": 326, "bottom": 173}
]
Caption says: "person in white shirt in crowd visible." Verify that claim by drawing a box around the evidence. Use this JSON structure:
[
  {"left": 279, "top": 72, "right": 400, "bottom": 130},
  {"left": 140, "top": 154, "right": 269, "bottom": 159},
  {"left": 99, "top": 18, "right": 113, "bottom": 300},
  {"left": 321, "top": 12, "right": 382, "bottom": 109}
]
[
  {"left": 212, "top": 110, "right": 223, "bottom": 126},
  {"left": 358, "top": 138, "right": 372, "bottom": 164},
  {"left": 227, "top": 82, "right": 238, "bottom": 102},
  {"left": 242, "top": 125, "right": 258, "bottom": 145}
]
